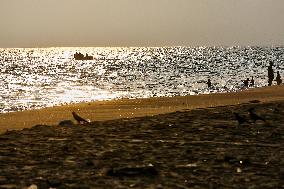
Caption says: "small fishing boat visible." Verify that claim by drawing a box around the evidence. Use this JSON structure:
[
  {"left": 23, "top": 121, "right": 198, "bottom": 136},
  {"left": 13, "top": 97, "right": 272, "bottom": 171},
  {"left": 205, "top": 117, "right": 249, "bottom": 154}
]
[{"left": 74, "top": 52, "right": 93, "bottom": 60}]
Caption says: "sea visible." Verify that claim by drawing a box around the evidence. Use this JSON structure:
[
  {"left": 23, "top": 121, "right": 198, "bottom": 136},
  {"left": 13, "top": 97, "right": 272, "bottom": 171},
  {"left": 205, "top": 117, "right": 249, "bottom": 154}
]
[{"left": 0, "top": 46, "right": 283, "bottom": 113}]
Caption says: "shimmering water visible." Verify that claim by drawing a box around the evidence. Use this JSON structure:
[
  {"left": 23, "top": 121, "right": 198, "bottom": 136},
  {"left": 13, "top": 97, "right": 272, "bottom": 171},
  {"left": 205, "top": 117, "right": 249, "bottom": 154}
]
[{"left": 0, "top": 46, "right": 283, "bottom": 113}]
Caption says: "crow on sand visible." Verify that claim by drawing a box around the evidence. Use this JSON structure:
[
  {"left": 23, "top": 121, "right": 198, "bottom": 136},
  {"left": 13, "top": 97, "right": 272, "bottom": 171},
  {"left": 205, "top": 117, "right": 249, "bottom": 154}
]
[
  {"left": 248, "top": 108, "right": 266, "bottom": 123},
  {"left": 233, "top": 112, "right": 249, "bottom": 125},
  {"left": 72, "top": 111, "right": 89, "bottom": 124}
]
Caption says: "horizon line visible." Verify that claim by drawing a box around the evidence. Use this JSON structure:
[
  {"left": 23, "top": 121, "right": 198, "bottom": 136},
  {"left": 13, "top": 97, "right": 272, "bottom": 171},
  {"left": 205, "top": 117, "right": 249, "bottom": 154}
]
[{"left": 1, "top": 44, "right": 284, "bottom": 49}]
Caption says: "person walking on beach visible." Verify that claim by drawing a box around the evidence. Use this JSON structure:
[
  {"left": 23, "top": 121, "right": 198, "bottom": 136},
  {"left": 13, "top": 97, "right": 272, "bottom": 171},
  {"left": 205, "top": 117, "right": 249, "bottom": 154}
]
[
  {"left": 268, "top": 62, "right": 274, "bottom": 86},
  {"left": 276, "top": 71, "right": 282, "bottom": 85}
]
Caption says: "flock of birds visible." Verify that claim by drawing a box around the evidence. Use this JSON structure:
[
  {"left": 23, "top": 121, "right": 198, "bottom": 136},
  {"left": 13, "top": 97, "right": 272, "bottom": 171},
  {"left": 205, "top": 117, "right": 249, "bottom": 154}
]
[
  {"left": 70, "top": 103, "right": 268, "bottom": 127},
  {"left": 233, "top": 107, "right": 266, "bottom": 125}
]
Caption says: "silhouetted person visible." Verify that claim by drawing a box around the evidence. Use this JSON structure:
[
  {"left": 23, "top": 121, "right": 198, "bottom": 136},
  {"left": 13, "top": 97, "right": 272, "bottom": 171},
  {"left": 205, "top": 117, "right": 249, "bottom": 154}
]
[
  {"left": 72, "top": 112, "right": 89, "bottom": 124},
  {"left": 276, "top": 71, "right": 282, "bottom": 85},
  {"left": 250, "top": 76, "right": 254, "bottom": 87},
  {"left": 268, "top": 62, "right": 274, "bottom": 86},
  {"left": 207, "top": 79, "right": 212, "bottom": 88},
  {"left": 248, "top": 108, "right": 266, "bottom": 123},
  {"left": 243, "top": 78, "right": 249, "bottom": 88}
]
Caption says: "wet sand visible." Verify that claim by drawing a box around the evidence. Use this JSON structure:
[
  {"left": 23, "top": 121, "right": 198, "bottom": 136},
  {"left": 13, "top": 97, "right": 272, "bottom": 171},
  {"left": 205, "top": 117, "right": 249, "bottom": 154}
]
[
  {"left": 0, "top": 98, "right": 283, "bottom": 188},
  {"left": 0, "top": 85, "right": 284, "bottom": 134}
]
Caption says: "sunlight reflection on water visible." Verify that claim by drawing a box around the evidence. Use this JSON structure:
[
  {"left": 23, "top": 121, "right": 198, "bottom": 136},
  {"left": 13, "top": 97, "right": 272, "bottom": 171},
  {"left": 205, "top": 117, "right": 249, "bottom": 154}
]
[{"left": 0, "top": 46, "right": 283, "bottom": 112}]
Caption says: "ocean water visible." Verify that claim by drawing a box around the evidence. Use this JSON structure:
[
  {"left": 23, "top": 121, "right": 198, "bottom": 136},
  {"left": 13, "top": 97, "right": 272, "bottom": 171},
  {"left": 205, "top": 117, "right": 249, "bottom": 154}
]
[{"left": 0, "top": 46, "right": 283, "bottom": 113}]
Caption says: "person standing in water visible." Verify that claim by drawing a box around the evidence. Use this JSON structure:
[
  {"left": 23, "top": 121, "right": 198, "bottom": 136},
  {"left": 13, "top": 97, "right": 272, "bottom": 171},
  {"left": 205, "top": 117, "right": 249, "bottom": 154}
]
[
  {"left": 268, "top": 62, "right": 274, "bottom": 86},
  {"left": 207, "top": 79, "right": 212, "bottom": 88},
  {"left": 250, "top": 76, "right": 254, "bottom": 87},
  {"left": 276, "top": 71, "right": 282, "bottom": 85},
  {"left": 243, "top": 78, "right": 249, "bottom": 88}
]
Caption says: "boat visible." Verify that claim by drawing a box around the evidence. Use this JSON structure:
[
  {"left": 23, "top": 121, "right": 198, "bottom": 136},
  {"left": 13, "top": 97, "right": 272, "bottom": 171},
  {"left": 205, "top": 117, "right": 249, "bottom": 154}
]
[{"left": 74, "top": 52, "right": 93, "bottom": 60}]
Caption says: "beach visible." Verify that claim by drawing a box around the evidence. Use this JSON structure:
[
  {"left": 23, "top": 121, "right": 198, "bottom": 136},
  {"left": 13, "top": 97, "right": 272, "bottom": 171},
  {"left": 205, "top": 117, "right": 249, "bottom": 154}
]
[
  {"left": 1, "top": 0, "right": 284, "bottom": 187},
  {"left": 0, "top": 85, "right": 284, "bottom": 133},
  {"left": 0, "top": 85, "right": 283, "bottom": 188},
  {"left": 0, "top": 85, "right": 284, "bottom": 134}
]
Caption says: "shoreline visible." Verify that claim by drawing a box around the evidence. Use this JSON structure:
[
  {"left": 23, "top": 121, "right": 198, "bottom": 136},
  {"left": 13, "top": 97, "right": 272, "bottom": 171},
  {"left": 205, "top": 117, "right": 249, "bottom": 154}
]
[{"left": 0, "top": 85, "right": 283, "bottom": 133}]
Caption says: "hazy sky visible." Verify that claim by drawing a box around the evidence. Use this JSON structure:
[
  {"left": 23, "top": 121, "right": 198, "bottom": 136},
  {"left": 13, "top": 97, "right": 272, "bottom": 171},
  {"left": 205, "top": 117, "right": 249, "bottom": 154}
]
[{"left": 1, "top": 0, "right": 284, "bottom": 47}]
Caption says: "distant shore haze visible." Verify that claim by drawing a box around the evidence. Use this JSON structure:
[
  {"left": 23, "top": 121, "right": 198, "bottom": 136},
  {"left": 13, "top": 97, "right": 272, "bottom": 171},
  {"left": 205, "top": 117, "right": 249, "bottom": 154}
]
[{"left": 1, "top": 0, "right": 284, "bottom": 48}]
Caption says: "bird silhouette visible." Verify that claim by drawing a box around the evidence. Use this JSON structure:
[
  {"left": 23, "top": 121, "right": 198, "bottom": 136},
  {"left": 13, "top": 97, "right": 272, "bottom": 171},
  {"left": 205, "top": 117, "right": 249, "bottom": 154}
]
[
  {"left": 248, "top": 108, "right": 266, "bottom": 123},
  {"left": 233, "top": 112, "right": 249, "bottom": 125},
  {"left": 72, "top": 112, "right": 89, "bottom": 124}
]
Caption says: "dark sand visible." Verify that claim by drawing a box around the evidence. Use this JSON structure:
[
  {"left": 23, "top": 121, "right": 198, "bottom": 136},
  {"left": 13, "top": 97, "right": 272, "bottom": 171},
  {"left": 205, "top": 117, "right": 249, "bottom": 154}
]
[{"left": 0, "top": 100, "right": 283, "bottom": 188}]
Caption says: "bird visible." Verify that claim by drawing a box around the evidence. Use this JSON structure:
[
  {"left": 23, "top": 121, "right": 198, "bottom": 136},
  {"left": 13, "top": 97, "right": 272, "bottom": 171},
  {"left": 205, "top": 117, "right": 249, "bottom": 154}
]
[
  {"left": 233, "top": 112, "right": 249, "bottom": 125},
  {"left": 72, "top": 111, "right": 89, "bottom": 124},
  {"left": 248, "top": 108, "right": 266, "bottom": 123}
]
